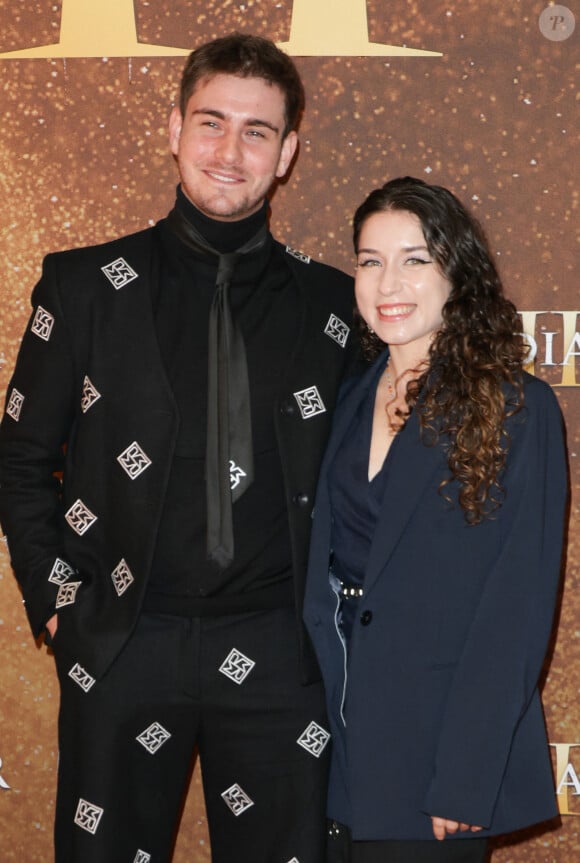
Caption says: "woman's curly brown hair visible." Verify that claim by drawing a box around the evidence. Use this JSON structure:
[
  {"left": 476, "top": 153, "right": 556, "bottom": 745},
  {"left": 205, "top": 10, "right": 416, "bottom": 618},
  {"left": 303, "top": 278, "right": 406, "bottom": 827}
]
[{"left": 353, "top": 177, "right": 529, "bottom": 524}]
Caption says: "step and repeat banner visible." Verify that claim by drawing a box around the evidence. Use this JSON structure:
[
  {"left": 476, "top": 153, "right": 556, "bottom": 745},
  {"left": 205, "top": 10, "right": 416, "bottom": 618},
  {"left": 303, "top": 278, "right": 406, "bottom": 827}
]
[{"left": 0, "top": 2, "right": 577, "bottom": 861}]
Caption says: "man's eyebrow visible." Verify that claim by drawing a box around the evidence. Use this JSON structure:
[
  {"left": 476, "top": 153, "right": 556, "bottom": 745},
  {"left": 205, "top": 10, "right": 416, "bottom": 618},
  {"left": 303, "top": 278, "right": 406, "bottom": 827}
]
[
  {"left": 247, "top": 118, "right": 280, "bottom": 133},
  {"left": 191, "top": 108, "right": 280, "bottom": 134}
]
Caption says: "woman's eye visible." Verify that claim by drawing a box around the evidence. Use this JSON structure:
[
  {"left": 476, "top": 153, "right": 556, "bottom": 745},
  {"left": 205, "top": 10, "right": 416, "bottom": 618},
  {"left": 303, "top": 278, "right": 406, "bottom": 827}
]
[
  {"left": 357, "top": 258, "right": 380, "bottom": 268},
  {"left": 406, "top": 257, "right": 431, "bottom": 265}
]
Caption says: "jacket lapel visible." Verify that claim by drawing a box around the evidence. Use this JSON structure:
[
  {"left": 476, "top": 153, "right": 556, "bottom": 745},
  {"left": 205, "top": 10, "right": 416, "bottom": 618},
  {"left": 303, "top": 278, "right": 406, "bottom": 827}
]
[
  {"left": 319, "top": 351, "right": 388, "bottom": 477},
  {"left": 363, "top": 407, "right": 444, "bottom": 596},
  {"left": 313, "top": 349, "right": 445, "bottom": 599}
]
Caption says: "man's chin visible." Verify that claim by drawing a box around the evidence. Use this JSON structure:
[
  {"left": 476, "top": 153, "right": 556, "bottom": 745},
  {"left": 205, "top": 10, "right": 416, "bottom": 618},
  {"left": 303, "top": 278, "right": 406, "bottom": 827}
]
[
  {"left": 200, "top": 198, "right": 261, "bottom": 222},
  {"left": 180, "top": 185, "right": 263, "bottom": 222}
]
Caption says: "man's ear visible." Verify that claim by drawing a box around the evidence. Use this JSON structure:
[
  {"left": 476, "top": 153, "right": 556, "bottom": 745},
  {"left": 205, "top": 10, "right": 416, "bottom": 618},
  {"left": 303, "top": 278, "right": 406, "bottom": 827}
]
[
  {"left": 275, "top": 130, "right": 299, "bottom": 179},
  {"left": 168, "top": 106, "right": 183, "bottom": 156}
]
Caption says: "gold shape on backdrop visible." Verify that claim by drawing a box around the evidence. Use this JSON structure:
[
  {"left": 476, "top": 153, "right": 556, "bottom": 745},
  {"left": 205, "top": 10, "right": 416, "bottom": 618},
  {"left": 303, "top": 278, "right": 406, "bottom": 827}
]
[
  {"left": 279, "top": 0, "right": 442, "bottom": 56},
  {"left": 0, "top": 0, "right": 189, "bottom": 58},
  {"left": 0, "top": 0, "right": 442, "bottom": 59}
]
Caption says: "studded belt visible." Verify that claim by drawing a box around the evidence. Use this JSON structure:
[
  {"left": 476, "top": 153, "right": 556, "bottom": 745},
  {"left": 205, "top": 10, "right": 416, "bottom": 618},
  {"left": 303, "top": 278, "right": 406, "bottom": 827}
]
[{"left": 338, "top": 580, "right": 363, "bottom": 599}]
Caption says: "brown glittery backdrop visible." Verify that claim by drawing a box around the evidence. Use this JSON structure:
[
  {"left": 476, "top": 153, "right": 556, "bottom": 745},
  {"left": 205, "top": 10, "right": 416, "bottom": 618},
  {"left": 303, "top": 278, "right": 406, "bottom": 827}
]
[{"left": 0, "top": 2, "right": 577, "bottom": 861}]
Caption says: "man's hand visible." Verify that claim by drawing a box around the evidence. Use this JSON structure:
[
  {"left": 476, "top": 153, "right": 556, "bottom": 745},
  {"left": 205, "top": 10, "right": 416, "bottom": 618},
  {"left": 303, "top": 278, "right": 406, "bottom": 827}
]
[{"left": 431, "top": 817, "right": 483, "bottom": 841}]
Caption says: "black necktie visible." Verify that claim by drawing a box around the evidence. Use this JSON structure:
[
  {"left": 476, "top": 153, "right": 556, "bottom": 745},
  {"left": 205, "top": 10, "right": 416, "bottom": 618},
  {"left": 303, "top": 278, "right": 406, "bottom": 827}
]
[{"left": 166, "top": 206, "right": 269, "bottom": 568}]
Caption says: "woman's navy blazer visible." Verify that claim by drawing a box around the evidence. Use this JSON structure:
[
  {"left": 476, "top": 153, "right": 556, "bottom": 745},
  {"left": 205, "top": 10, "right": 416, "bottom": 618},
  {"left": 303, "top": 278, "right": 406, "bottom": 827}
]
[{"left": 304, "top": 351, "right": 568, "bottom": 840}]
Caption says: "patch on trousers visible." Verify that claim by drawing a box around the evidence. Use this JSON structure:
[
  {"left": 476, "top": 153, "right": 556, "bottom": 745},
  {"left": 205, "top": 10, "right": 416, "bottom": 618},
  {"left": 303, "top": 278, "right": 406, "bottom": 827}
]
[
  {"left": 136, "top": 722, "right": 171, "bottom": 755},
  {"left": 219, "top": 648, "right": 256, "bottom": 684},
  {"left": 297, "top": 721, "right": 330, "bottom": 758},
  {"left": 221, "top": 783, "right": 254, "bottom": 816},
  {"left": 74, "top": 798, "right": 104, "bottom": 834}
]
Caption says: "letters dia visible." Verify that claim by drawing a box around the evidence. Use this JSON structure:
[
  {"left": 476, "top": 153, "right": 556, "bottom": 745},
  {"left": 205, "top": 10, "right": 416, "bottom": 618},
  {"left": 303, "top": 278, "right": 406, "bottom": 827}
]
[{"left": 520, "top": 311, "right": 580, "bottom": 387}]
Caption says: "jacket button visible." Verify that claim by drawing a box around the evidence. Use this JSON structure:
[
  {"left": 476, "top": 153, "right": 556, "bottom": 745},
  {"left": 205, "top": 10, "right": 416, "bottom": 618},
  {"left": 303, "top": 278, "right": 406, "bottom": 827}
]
[
  {"left": 360, "top": 610, "right": 373, "bottom": 626},
  {"left": 292, "top": 492, "right": 310, "bottom": 507},
  {"left": 280, "top": 400, "right": 296, "bottom": 416}
]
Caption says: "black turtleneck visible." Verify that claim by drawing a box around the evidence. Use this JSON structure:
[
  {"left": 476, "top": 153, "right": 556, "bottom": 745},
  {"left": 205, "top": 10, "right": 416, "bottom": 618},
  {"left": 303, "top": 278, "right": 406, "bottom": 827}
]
[
  {"left": 174, "top": 184, "right": 267, "bottom": 253},
  {"left": 144, "top": 187, "right": 298, "bottom": 615}
]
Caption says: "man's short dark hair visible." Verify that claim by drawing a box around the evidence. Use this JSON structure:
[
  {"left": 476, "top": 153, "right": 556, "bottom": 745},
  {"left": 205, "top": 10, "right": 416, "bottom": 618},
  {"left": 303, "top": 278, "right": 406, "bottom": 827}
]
[{"left": 178, "top": 32, "right": 305, "bottom": 137}]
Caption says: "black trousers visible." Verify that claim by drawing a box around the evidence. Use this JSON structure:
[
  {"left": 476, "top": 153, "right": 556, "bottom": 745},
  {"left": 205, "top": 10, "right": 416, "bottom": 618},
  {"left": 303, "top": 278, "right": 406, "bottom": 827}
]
[
  {"left": 327, "top": 822, "right": 488, "bottom": 863},
  {"left": 53, "top": 607, "right": 330, "bottom": 863}
]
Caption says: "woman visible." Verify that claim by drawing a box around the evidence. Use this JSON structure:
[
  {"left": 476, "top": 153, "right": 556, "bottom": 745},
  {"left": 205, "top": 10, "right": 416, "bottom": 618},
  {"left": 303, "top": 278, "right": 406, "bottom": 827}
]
[{"left": 303, "top": 177, "right": 568, "bottom": 862}]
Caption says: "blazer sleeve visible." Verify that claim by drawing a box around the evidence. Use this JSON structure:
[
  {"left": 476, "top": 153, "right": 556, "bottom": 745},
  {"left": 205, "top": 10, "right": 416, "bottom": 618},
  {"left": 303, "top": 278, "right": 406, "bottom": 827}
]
[
  {"left": 421, "top": 379, "right": 568, "bottom": 827},
  {"left": 0, "top": 254, "right": 78, "bottom": 636}
]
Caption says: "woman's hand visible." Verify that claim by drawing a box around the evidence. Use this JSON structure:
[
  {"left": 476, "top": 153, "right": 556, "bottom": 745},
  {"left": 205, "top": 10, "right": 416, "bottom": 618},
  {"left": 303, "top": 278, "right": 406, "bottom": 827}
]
[{"left": 431, "top": 817, "right": 483, "bottom": 841}]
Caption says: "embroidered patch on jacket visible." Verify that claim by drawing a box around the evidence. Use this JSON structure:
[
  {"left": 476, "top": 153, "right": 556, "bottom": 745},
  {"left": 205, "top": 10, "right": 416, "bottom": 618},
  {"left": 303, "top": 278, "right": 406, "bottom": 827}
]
[
  {"left": 55, "top": 581, "right": 82, "bottom": 609},
  {"left": 134, "top": 852, "right": 151, "bottom": 863},
  {"left": 65, "top": 499, "right": 97, "bottom": 536},
  {"left": 81, "top": 376, "right": 101, "bottom": 413},
  {"left": 293, "top": 386, "right": 326, "bottom": 419},
  {"left": 111, "top": 559, "right": 135, "bottom": 597},
  {"left": 101, "top": 257, "right": 139, "bottom": 290},
  {"left": 221, "top": 783, "right": 254, "bottom": 816},
  {"left": 48, "top": 557, "right": 77, "bottom": 585},
  {"left": 31, "top": 305, "right": 55, "bottom": 341},
  {"left": 297, "top": 721, "right": 331, "bottom": 758},
  {"left": 285, "top": 246, "right": 311, "bottom": 264},
  {"left": 219, "top": 648, "right": 256, "bottom": 685},
  {"left": 324, "top": 313, "right": 350, "bottom": 348},
  {"left": 117, "top": 441, "right": 152, "bottom": 480},
  {"left": 68, "top": 663, "right": 96, "bottom": 693},
  {"left": 74, "top": 798, "right": 104, "bottom": 834},
  {"left": 6, "top": 388, "right": 24, "bottom": 422},
  {"left": 136, "top": 722, "right": 172, "bottom": 755}
]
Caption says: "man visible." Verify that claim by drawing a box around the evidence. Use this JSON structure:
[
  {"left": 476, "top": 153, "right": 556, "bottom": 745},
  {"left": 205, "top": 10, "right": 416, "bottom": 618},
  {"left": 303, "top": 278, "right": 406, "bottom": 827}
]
[{"left": 0, "top": 34, "right": 353, "bottom": 863}]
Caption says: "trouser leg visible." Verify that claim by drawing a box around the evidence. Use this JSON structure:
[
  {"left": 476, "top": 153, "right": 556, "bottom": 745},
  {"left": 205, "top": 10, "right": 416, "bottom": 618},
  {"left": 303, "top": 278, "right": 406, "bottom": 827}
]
[
  {"left": 53, "top": 606, "right": 330, "bottom": 862},
  {"left": 53, "top": 613, "right": 202, "bottom": 863},
  {"left": 197, "top": 607, "right": 331, "bottom": 863}
]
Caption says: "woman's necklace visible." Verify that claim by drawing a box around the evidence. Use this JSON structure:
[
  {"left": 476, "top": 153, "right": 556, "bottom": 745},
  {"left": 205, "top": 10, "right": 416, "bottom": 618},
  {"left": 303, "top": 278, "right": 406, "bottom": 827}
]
[
  {"left": 382, "top": 363, "right": 402, "bottom": 432},
  {"left": 383, "top": 363, "right": 396, "bottom": 403}
]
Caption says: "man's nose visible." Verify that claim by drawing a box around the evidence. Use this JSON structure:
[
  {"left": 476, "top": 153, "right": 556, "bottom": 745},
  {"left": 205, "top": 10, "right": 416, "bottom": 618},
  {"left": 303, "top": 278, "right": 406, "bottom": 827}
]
[{"left": 215, "top": 130, "right": 242, "bottom": 164}]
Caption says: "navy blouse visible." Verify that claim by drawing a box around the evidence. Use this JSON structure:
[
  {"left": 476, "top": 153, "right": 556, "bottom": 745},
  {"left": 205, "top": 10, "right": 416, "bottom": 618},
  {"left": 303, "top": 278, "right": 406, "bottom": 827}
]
[{"left": 328, "top": 378, "right": 399, "bottom": 641}]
